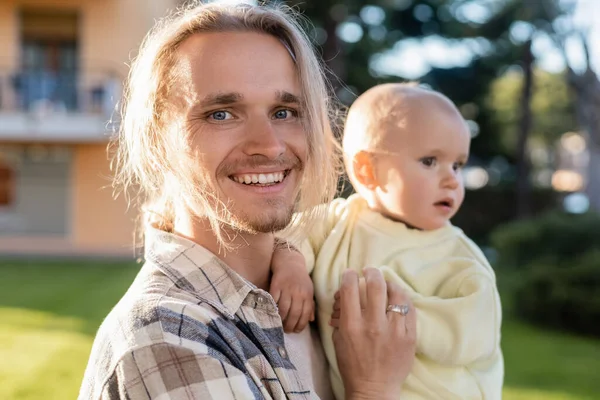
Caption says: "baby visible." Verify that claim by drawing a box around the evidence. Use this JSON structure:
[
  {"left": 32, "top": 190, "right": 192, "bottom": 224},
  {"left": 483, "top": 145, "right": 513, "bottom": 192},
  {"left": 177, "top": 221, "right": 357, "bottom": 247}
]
[{"left": 270, "top": 83, "right": 503, "bottom": 400}]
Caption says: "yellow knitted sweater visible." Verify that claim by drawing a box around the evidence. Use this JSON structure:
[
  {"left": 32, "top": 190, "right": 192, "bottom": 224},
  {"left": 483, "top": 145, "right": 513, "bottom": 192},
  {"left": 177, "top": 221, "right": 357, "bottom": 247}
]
[{"left": 299, "top": 194, "right": 504, "bottom": 400}]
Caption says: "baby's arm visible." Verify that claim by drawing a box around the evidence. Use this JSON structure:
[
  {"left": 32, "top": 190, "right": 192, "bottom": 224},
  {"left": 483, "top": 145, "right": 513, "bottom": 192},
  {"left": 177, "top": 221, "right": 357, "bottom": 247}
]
[
  {"left": 271, "top": 198, "right": 349, "bottom": 333},
  {"left": 270, "top": 239, "right": 315, "bottom": 333}
]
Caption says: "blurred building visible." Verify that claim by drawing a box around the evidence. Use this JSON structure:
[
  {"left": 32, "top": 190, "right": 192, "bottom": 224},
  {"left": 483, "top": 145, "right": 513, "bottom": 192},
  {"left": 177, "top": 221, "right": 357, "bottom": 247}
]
[{"left": 0, "top": 0, "right": 179, "bottom": 257}]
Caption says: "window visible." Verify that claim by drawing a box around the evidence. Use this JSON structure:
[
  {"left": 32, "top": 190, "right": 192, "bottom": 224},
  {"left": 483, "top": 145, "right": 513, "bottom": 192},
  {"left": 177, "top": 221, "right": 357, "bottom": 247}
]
[
  {"left": 18, "top": 10, "right": 79, "bottom": 111},
  {"left": 0, "top": 163, "right": 15, "bottom": 206}
]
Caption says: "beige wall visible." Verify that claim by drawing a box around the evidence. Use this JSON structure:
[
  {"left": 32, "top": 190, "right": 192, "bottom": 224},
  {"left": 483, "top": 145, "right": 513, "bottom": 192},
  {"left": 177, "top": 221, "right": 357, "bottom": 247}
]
[
  {"left": 83, "top": 0, "right": 179, "bottom": 79},
  {"left": 0, "top": 0, "right": 178, "bottom": 80},
  {"left": 0, "top": 143, "right": 137, "bottom": 256},
  {"left": 0, "top": 2, "right": 18, "bottom": 71},
  {"left": 0, "top": 0, "right": 179, "bottom": 255},
  {"left": 71, "top": 143, "right": 137, "bottom": 253},
  {"left": 0, "top": 0, "right": 82, "bottom": 72}
]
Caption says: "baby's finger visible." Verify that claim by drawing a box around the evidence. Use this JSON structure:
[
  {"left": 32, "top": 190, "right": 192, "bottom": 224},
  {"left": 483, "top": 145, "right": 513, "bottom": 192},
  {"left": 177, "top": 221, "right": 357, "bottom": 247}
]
[
  {"left": 333, "top": 297, "right": 340, "bottom": 311},
  {"left": 277, "top": 292, "right": 292, "bottom": 323},
  {"left": 294, "top": 300, "right": 313, "bottom": 333},
  {"left": 329, "top": 316, "right": 340, "bottom": 328},
  {"left": 270, "top": 286, "right": 282, "bottom": 305},
  {"left": 331, "top": 308, "right": 340, "bottom": 320},
  {"left": 284, "top": 298, "right": 303, "bottom": 333}
]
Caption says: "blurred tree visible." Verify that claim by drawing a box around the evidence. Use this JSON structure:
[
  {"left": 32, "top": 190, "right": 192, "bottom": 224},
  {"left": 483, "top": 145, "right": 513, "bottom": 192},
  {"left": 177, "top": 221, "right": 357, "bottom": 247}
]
[
  {"left": 545, "top": 0, "right": 600, "bottom": 211},
  {"left": 487, "top": 69, "right": 576, "bottom": 154},
  {"left": 269, "top": 0, "right": 521, "bottom": 161},
  {"left": 435, "top": 0, "right": 566, "bottom": 217},
  {"left": 275, "top": 1, "right": 544, "bottom": 147},
  {"left": 268, "top": 0, "right": 587, "bottom": 212}
]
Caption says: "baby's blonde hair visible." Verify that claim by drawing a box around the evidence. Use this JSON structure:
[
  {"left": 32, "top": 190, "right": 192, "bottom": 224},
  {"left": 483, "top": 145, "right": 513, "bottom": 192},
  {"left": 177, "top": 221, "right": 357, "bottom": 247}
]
[
  {"left": 111, "top": 2, "right": 342, "bottom": 251},
  {"left": 342, "top": 82, "right": 460, "bottom": 193}
]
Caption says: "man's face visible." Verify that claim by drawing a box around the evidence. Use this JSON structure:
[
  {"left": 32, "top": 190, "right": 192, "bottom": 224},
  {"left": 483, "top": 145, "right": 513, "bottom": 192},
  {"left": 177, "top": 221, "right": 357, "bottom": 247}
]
[{"left": 177, "top": 31, "right": 306, "bottom": 233}]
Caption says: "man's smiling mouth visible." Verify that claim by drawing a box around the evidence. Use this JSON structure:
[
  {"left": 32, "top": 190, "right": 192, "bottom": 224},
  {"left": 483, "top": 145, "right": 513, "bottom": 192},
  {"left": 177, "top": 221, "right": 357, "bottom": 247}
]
[{"left": 230, "top": 170, "right": 289, "bottom": 185}]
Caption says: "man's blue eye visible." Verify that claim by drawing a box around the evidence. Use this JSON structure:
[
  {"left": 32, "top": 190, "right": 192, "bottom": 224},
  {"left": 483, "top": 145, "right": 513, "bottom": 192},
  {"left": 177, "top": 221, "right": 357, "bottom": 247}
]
[
  {"left": 212, "top": 111, "right": 228, "bottom": 120},
  {"left": 274, "top": 109, "right": 294, "bottom": 119}
]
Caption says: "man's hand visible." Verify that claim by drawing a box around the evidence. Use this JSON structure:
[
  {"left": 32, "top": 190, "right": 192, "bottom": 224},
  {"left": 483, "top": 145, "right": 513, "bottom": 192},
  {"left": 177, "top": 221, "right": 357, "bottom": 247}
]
[
  {"left": 270, "top": 241, "right": 315, "bottom": 333},
  {"left": 331, "top": 268, "right": 416, "bottom": 400}
]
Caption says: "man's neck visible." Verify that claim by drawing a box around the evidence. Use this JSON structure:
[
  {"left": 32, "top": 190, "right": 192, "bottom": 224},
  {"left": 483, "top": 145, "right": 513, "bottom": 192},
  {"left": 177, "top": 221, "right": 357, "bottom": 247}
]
[{"left": 173, "top": 214, "right": 274, "bottom": 291}]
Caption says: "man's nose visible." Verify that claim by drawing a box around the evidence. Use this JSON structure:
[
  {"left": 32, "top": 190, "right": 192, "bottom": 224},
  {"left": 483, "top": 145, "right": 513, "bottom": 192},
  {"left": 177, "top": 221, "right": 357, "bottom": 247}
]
[{"left": 242, "top": 117, "right": 286, "bottom": 160}]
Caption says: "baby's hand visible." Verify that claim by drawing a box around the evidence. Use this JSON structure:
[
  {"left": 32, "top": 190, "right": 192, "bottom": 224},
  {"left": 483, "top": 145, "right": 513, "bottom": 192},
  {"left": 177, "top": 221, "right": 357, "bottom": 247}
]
[{"left": 270, "top": 241, "right": 315, "bottom": 333}]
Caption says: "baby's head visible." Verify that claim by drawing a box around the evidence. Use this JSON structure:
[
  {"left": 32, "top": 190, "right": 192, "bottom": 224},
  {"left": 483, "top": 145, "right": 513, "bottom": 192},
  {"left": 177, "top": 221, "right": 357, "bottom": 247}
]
[{"left": 343, "top": 83, "right": 470, "bottom": 231}]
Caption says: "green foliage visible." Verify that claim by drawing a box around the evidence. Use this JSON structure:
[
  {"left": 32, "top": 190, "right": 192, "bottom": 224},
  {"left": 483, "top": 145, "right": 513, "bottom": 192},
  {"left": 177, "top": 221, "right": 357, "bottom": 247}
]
[
  {"left": 491, "top": 211, "right": 600, "bottom": 336},
  {"left": 514, "top": 251, "right": 600, "bottom": 337},
  {"left": 268, "top": 0, "right": 572, "bottom": 164},
  {"left": 490, "top": 210, "right": 600, "bottom": 269},
  {"left": 452, "top": 186, "right": 561, "bottom": 245},
  {"left": 487, "top": 69, "right": 577, "bottom": 153}
]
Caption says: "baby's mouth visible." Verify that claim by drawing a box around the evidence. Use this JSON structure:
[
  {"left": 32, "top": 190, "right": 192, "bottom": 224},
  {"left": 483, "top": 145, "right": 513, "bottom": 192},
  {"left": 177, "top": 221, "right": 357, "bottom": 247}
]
[{"left": 434, "top": 199, "right": 454, "bottom": 208}]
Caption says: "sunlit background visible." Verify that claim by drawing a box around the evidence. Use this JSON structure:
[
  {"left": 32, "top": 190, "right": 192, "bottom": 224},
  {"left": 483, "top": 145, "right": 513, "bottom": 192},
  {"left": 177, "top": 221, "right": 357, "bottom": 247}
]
[{"left": 1, "top": 0, "right": 599, "bottom": 399}]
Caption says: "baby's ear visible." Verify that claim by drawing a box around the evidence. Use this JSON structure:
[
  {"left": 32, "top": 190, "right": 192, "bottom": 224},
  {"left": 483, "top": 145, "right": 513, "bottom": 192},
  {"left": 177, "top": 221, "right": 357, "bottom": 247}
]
[{"left": 352, "top": 151, "right": 377, "bottom": 189}]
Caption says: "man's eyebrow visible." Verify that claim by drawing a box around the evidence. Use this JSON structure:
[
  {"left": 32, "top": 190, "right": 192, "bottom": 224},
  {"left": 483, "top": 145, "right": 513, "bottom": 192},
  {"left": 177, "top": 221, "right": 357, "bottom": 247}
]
[
  {"left": 199, "top": 92, "right": 244, "bottom": 108},
  {"left": 277, "top": 90, "right": 303, "bottom": 105}
]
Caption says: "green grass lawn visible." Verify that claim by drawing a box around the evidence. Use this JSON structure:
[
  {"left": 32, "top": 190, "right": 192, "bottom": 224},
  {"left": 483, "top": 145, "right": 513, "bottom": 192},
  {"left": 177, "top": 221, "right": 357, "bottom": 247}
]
[
  {"left": 1, "top": 260, "right": 599, "bottom": 400},
  {"left": 0, "top": 260, "right": 140, "bottom": 400}
]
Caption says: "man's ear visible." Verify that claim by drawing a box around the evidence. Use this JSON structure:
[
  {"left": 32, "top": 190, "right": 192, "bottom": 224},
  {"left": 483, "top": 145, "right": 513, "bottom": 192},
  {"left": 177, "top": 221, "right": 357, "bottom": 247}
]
[{"left": 352, "top": 151, "right": 378, "bottom": 189}]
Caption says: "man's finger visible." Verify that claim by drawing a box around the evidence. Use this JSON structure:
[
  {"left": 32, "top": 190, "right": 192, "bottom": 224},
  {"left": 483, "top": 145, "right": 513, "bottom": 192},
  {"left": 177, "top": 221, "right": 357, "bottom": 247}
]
[
  {"left": 363, "top": 267, "right": 387, "bottom": 325},
  {"left": 339, "top": 270, "right": 362, "bottom": 326},
  {"left": 386, "top": 280, "right": 413, "bottom": 335}
]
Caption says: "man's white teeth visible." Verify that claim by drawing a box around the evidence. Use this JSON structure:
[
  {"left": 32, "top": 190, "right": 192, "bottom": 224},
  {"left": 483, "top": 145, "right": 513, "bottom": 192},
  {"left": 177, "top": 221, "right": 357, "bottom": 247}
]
[{"left": 233, "top": 172, "right": 285, "bottom": 185}]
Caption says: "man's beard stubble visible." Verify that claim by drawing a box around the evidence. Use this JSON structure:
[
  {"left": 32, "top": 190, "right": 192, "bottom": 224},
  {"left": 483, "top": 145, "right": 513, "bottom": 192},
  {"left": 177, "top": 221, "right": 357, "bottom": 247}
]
[
  {"left": 228, "top": 197, "right": 297, "bottom": 234},
  {"left": 214, "top": 153, "right": 303, "bottom": 234}
]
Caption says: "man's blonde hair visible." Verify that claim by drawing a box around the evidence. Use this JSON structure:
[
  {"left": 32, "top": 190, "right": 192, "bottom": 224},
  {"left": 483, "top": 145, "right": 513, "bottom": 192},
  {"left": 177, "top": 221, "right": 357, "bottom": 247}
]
[{"left": 111, "top": 2, "right": 341, "bottom": 250}]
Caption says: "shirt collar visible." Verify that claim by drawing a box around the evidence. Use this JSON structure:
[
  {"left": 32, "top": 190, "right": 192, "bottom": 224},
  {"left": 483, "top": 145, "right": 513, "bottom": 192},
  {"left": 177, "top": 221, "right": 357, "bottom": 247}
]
[{"left": 144, "top": 226, "right": 254, "bottom": 319}]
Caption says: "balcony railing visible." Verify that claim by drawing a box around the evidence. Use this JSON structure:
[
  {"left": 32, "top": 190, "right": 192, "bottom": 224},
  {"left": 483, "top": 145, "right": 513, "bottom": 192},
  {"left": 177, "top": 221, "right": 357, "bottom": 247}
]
[
  {"left": 0, "top": 68, "right": 122, "bottom": 117},
  {"left": 0, "top": 68, "right": 123, "bottom": 142}
]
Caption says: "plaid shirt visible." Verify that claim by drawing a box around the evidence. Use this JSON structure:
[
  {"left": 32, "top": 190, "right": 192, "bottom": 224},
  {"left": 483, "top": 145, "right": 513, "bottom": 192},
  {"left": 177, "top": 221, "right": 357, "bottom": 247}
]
[{"left": 78, "top": 227, "right": 318, "bottom": 400}]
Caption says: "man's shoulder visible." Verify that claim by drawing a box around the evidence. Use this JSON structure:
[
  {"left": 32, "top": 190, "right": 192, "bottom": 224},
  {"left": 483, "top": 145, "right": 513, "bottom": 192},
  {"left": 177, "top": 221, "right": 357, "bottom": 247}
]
[
  {"left": 96, "top": 269, "right": 225, "bottom": 355},
  {"left": 89, "top": 259, "right": 226, "bottom": 361},
  {"left": 81, "top": 272, "right": 232, "bottom": 395}
]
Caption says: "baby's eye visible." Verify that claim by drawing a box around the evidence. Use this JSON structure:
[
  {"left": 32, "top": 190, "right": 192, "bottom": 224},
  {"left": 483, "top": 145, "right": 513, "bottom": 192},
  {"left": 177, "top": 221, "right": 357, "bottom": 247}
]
[
  {"left": 453, "top": 161, "right": 466, "bottom": 171},
  {"left": 209, "top": 110, "right": 233, "bottom": 121},
  {"left": 420, "top": 157, "right": 436, "bottom": 167}
]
